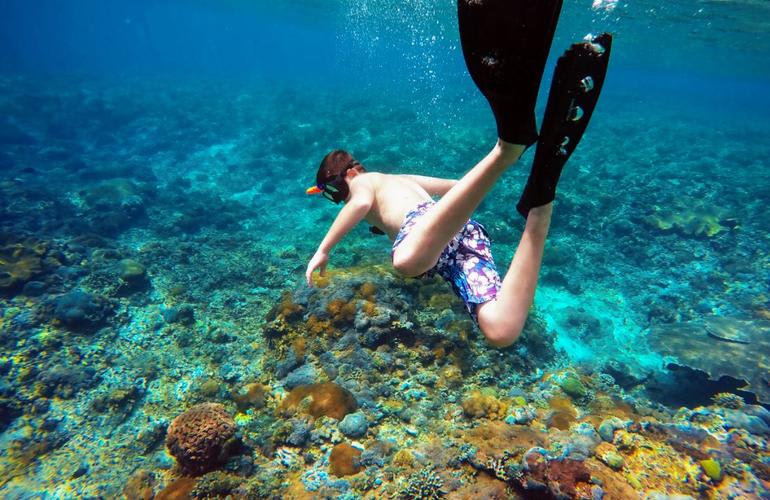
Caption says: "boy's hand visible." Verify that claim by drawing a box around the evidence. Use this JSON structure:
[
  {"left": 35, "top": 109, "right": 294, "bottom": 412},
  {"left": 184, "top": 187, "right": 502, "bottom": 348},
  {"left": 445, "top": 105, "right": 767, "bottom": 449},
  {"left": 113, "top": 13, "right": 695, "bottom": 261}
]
[{"left": 305, "top": 250, "right": 329, "bottom": 287}]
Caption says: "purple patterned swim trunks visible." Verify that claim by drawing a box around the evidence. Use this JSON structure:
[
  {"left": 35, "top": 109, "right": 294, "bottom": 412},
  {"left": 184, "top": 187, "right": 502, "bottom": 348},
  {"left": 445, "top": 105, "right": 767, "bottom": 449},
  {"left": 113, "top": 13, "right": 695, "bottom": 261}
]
[{"left": 392, "top": 200, "right": 502, "bottom": 322}]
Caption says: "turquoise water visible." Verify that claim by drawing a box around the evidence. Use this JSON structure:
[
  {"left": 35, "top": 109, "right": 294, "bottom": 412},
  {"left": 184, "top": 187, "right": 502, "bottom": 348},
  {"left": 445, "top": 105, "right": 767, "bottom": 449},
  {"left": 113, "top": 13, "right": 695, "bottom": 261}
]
[{"left": 1, "top": 1, "right": 769, "bottom": 498}]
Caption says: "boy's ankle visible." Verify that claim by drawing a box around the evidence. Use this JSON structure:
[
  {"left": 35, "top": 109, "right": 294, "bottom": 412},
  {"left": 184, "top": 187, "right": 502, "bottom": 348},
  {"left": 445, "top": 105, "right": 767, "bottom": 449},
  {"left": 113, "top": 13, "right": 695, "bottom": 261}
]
[
  {"left": 495, "top": 140, "right": 525, "bottom": 163},
  {"left": 525, "top": 203, "right": 553, "bottom": 235}
]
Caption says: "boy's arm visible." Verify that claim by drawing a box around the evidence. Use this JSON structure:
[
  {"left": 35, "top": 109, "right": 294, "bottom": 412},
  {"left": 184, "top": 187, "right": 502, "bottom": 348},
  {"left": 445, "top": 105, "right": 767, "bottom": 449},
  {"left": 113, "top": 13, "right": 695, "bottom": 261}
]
[
  {"left": 399, "top": 174, "right": 458, "bottom": 197},
  {"left": 305, "top": 177, "right": 374, "bottom": 286}
]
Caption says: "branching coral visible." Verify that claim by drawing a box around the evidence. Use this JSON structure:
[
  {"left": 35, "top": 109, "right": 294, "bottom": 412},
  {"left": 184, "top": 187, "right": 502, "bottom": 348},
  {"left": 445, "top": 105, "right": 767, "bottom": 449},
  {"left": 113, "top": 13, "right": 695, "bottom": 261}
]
[{"left": 399, "top": 466, "right": 445, "bottom": 499}]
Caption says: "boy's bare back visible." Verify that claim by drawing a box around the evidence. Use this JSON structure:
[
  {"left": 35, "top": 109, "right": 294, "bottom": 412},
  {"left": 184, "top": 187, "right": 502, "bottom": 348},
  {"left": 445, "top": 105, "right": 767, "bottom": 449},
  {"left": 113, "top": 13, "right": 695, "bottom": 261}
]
[{"left": 351, "top": 172, "right": 454, "bottom": 240}]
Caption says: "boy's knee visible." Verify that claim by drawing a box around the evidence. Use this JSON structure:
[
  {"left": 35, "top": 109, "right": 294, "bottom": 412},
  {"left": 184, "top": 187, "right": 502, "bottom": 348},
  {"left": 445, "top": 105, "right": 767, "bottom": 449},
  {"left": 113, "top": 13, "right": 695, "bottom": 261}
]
[
  {"left": 392, "top": 249, "right": 434, "bottom": 278},
  {"left": 479, "top": 320, "right": 523, "bottom": 348},
  {"left": 483, "top": 328, "right": 522, "bottom": 348}
]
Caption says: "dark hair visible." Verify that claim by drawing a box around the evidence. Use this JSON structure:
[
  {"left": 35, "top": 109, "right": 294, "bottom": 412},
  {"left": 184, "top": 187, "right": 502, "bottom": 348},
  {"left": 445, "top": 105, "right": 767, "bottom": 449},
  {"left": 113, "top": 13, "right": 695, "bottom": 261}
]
[{"left": 316, "top": 150, "right": 365, "bottom": 186}]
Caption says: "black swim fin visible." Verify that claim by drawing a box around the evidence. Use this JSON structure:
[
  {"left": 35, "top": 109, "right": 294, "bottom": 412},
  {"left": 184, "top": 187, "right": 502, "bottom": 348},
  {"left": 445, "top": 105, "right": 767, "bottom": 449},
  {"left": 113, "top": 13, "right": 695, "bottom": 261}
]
[
  {"left": 516, "top": 33, "right": 613, "bottom": 219},
  {"left": 458, "top": 0, "right": 563, "bottom": 147}
]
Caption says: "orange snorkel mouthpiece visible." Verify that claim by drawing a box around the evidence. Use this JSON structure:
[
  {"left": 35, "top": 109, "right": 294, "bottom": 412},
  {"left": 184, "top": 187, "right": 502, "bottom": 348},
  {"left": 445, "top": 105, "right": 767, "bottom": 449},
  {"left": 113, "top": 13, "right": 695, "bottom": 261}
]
[{"left": 306, "top": 186, "right": 323, "bottom": 195}]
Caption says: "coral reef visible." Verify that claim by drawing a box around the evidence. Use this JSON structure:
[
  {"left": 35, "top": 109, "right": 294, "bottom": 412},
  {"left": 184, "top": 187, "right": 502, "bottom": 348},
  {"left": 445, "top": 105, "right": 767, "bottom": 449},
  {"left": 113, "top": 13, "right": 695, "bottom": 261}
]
[
  {"left": 1, "top": 48, "right": 769, "bottom": 499},
  {"left": 165, "top": 403, "right": 237, "bottom": 475}
]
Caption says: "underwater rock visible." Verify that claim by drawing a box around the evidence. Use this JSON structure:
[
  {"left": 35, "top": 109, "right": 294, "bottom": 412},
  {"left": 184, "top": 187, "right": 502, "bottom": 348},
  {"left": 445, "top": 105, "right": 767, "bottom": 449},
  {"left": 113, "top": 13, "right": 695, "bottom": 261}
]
[
  {"left": 339, "top": 412, "right": 369, "bottom": 438},
  {"left": 720, "top": 408, "right": 770, "bottom": 436},
  {"left": 286, "top": 418, "right": 312, "bottom": 447},
  {"left": 117, "top": 258, "right": 149, "bottom": 293},
  {"left": 284, "top": 364, "right": 318, "bottom": 390},
  {"left": 0, "top": 396, "right": 23, "bottom": 433},
  {"left": 648, "top": 317, "right": 770, "bottom": 405},
  {"left": 161, "top": 304, "right": 195, "bottom": 326},
  {"left": 77, "top": 178, "right": 152, "bottom": 235},
  {"left": 37, "top": 363, "right": 98, "bottom": 399},
  {"left": 274, "top": 350, "right": 303, "bottom": 380},
  {"left": 358, "top": 440, "right": 396, "bottom": 468},
  {"left": 598, "top": 417, "right": 629, "bottom": 442},
  {"left": 50, "top": 289, "right": 112, "bottom": 332},
  {"left": 165, "top": 403, "right": 237, "bottom": 475}
]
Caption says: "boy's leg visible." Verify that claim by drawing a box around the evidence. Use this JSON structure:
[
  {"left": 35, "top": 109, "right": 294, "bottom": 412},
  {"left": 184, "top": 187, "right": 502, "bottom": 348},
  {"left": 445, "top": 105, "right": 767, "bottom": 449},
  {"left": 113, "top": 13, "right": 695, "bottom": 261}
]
[
  {"left": 476, "top": 36, "right": 613, "bottom": 347},
  {"left": 393, "top": 0, "right": 563, "bottom": 276},
  {"left": 476, "top": 204, "right": 551, "bottom": 347}
]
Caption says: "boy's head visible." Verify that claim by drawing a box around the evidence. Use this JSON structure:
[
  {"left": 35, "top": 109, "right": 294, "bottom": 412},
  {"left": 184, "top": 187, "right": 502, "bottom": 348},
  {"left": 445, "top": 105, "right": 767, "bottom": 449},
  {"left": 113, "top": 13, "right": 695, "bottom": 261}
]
[{"left": 312, "top": 149, "right": 366, "bottom": 204}]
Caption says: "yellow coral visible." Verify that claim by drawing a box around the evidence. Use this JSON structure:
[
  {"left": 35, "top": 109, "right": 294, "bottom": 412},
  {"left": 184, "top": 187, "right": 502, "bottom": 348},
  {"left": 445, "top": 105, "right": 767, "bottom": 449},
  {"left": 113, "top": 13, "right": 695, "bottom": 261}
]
[
  {"left": 646, "top": 204, "right": 729, "bottom": 238},
  {"left": 461, "top": 390, "right": 509, "bottom": 420},
  {"left": 0, "top": 237, "right": 47, "bottom": 291},
  {"left": 392, "top": 449, "right": 415, "bottom": 468}
]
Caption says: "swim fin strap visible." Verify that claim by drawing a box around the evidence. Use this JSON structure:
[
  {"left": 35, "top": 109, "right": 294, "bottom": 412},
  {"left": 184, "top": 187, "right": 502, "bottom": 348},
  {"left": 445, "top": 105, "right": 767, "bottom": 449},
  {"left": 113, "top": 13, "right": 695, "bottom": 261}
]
[
  {"left": 516, "top": 33, "right": 613, "bottom": 219},
  {"left": 458, "top": 0, "right": 564, "bottom": 147}
]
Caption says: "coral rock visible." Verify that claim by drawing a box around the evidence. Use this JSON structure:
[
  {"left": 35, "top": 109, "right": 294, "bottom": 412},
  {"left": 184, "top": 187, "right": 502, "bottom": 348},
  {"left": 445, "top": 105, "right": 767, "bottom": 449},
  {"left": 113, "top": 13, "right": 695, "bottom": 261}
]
[
  {"left": 329, "top": 443, "right": 362, "bottom": 477},
  {"left": 165, "top": 403, "right": 237, "bottom": 475},
  {"left": 279, "top": 382, "right": 357, "bottom": 421}
]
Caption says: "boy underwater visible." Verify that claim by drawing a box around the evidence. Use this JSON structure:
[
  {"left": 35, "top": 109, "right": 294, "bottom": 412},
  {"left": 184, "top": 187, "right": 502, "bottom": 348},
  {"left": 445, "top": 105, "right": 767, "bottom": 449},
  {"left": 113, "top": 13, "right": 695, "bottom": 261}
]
[{"left": 305, "top": 0, "right": 612, "bottom": 348}]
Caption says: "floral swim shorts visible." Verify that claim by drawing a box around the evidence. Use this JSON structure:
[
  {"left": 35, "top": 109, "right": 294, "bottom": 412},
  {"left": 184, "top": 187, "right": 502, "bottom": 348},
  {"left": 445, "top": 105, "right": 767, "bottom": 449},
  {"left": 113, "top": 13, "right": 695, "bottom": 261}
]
[{"left": 392, "top": 200, "right": 502, "bottom": 322}]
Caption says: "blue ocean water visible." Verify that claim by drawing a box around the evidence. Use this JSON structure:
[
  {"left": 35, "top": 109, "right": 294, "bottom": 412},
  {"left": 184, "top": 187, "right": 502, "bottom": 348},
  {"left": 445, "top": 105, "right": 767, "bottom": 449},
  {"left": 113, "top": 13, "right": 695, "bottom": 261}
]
[{"left": 1, "top": 0, "right": 769, "bottom": 497}]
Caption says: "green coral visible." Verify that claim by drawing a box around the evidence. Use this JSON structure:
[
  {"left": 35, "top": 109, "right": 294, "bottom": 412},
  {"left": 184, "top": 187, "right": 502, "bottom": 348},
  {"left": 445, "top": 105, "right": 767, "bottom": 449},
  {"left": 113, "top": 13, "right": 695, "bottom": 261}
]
[
  {"left": 559, "top": 375, "right": 588, "bottom": 399},
  {"left": 700, "top": 459, "right": 722, "bottom": 482},
  {"left": 645, "top": 204, "right": 729, "bottom": 238}
]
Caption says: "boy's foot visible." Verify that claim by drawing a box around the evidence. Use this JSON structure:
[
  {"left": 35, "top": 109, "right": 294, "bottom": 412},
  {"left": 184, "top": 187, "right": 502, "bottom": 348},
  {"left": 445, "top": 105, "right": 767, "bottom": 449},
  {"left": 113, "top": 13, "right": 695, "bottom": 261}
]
[
  {"left": 516, "top": 33, "right": 613, "bottom": 218},
  {"left": 458, "top": 0, "right": 563, "bottom": 147}
]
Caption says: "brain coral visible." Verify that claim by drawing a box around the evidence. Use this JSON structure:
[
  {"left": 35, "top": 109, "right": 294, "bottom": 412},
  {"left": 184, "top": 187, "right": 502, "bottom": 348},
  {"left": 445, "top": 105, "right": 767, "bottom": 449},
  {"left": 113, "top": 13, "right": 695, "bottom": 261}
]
[{"left": 165, "top": 403, "right": 237, "bottom": 475}]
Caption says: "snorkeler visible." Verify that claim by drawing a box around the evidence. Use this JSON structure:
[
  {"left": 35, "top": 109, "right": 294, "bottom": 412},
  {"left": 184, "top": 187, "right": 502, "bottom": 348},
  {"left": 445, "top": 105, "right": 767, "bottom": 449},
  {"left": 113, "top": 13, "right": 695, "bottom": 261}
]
[{"left": 305, "top": 0, "right": 612, "bottom": 348}]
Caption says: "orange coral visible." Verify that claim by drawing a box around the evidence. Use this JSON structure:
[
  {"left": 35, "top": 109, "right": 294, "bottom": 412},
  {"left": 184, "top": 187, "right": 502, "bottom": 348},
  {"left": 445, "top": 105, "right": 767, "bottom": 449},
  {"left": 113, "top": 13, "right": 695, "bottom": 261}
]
[
  {"left": 461, "top": 390, "right": 508, "bottom": 420},
  {"left": 232, "top": 383, "right": 267, "bottom": 411},
  {"left": 547, "top": 396, "right": 577, "bottom": 430},
  {"left": 361, "top": 300, "right": 377, "bottom": 317},
  {"left": 165, "top": 403, "right": 236, "bottom": 475},
  {"left": 306, "top": 315, "right": 333, "bottom": 336},
  {"left": 155, "top": 477, "right": 198, "bottom": 500},
  {"left": 122, "top": 470, "right": 156, "bottom": 500},
  {"left": 278, "top": 292, "right": 303, "bottom": 320},
  {"left": 329, "top": 443, "right": 362, "bottom": 477},
  {"left": 327, "top": 299, "right": 356, "bottom": 325},
  {"left": 464, "top": 421, "right": 547, "bottom": 459},
  {"left": 357, "top": 282, "right": 376, "bottom": 301},
  {"left": 292, "top": 338, "right": 306, "bottom": 358},
  {"left": 278, "top": 382, "right": 357, "bottom": 420}
]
